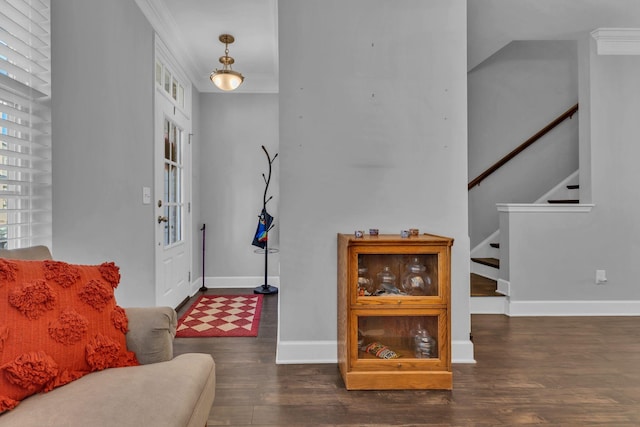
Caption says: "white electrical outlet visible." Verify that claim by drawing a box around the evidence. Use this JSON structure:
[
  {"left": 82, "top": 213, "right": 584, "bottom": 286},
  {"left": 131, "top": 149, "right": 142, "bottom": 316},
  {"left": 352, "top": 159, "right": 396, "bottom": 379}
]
[{"left": 596, "top": 269, "right": 607, "bottom": 285}]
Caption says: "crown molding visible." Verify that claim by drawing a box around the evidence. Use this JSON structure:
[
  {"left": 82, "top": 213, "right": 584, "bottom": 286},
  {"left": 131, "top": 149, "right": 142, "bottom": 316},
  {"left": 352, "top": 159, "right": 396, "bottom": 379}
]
[
  {"left": 591, "top": 28, "right": 640, "bottom": 55},
  {"left": 135, "top": 0, "right": 201, "bottom": 85}
]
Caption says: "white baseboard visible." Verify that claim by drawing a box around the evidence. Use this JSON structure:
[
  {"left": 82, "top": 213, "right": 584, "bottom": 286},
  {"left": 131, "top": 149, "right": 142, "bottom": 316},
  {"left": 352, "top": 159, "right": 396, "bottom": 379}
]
[
  {"left": 275, "top": 339, "right": 476, "bottom": 364},
  {"left": 470, "top": 297, "right": 640, "bottom": 316},
  {"left": 193, "top": 275, "right": 281, "bottom": 289},
  {"left": 452, "top": 339, "right": 476, "bottom": 364},
  {"left": 506, "top": 300, "right": 640, "bottom": 316}
]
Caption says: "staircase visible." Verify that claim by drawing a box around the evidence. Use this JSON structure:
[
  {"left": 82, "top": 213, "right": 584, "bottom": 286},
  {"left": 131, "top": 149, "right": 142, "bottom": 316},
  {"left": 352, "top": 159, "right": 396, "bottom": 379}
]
[
  {"left": 468, "top": 102, "right": 580, "bottom": 313},
  {"left": 470, "top": 177, "right": 580, "bottom": 313},
  {"left": 470, "top": 251, "right": 504, "bottom": 313}
]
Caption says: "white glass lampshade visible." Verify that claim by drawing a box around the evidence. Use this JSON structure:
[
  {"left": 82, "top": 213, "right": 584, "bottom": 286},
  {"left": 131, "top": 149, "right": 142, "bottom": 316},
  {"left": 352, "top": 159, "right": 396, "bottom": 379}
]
[{"left": 210, "top": 70, "right": 244, "bottom": 91}]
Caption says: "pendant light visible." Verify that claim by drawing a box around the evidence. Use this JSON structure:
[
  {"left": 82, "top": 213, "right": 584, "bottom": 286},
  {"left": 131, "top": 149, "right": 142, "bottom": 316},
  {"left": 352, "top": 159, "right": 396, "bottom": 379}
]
[{"left": 210, "top": 34, "right": 244, "bottom": 91}]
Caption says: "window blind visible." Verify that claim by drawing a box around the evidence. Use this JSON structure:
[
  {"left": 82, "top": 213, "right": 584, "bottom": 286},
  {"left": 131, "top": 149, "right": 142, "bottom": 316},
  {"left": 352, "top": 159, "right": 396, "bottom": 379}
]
[{"left": 0, "top": 0, "right": 51, "bottom": 249}]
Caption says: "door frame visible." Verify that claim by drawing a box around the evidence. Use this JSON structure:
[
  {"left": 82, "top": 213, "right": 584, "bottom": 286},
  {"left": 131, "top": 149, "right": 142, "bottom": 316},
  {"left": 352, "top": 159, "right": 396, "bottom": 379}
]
[{"left": 153, "top": 35, "right": 193, "bottom": 308}]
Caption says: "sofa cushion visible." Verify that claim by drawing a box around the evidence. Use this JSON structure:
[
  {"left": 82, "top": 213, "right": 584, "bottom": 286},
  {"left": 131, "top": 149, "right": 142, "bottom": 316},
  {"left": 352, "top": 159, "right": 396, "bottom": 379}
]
[
  {"left": 0, "top": 353, "right": 216, "bottom": 427},
  {"left": 125, "top": 307, "right": 177, "bottom": 365},
  {"left": 0, "top": 259, "right": 138, "bottom": 412}
]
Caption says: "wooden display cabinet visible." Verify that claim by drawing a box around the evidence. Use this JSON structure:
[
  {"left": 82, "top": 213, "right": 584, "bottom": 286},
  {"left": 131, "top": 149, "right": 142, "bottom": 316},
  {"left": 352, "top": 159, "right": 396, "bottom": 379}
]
[{"left": 337, "top": 233, "right": 453, "bottom": 390}]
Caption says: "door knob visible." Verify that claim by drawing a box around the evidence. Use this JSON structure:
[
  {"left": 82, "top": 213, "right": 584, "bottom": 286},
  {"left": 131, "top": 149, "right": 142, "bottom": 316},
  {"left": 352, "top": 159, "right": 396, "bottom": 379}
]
[{"left": 157, "top": 215, "right": 169, "bottom": 224}]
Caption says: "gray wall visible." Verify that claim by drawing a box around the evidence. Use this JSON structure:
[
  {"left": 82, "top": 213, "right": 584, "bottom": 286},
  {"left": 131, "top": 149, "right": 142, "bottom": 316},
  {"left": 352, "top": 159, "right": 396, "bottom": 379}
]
[
  {"left": 588, "top": 36, "right": 640, "bottom": 297},
  {"left": 198, "top": 94, "right": 280, "bottom": 280},
  {"left": 499, "top": 33, "right": 640, "bottom": 312},
  {"left": 51, "top": 0, "right": 155, "bottom": 306},
  {"left": 468, "top": 40, "right": 579, "bottom": 248},
  {"left": 277, "top": 0, "right": 472, "bottom": 362},
  {"left": 191, "top": 89, "right": 203, "bottom": 287}
]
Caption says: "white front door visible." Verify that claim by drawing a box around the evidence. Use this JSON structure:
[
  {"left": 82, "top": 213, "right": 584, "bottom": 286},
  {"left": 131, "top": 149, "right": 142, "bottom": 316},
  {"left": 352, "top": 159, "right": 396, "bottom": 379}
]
[{"left": 154, "top": 89, "right": 191, "bottom": 308}]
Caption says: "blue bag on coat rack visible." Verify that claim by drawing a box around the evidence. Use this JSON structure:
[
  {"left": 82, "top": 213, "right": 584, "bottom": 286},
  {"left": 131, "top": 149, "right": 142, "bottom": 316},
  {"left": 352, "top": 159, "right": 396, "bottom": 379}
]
[{"left": 252, "top": 208, "right": 273, "bottom": 249}]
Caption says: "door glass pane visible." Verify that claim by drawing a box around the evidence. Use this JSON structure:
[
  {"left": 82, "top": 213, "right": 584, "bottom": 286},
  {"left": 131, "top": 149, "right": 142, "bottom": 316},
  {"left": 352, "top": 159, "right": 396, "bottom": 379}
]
[
  {"left": 169, "top": 206, "right": 177, "bottom": 244},
  {"left": 164, "top": 164, "right": 169, "bottom": 205},
  {"left": 178, "top": 85, "right": 184, "bottom": 108},
  {"left": 155, "top": 61, "right": 162, "bottom": 86},
  {"left": 175, "top": 164, "right": 181, "bottom": 205},
  {"left": 169, "top": 122, "right": 175, "bottom": 162},
  {"left": 170, "top": 165, "right": 176, "bottom": 203},
  {"left": 175, "top": 205, "right": 181, "bottom": 242},
  {"left": 164, "top": 119, "right": 170, "bottom": 160},
  {"left": 175, "top": 128, "right": 181, "bottom": 163},
  {"left": 161, "top": 115, "right": 184, "bottom": 248},
  {"left": 172, "top": 77, "right": 178, "bottom": 101},
  {"left": 163, "top": 205, "right": 170, "bottom": 246},
  {"left": 164, "top": 69, "right": 171, "bottom": 93}
]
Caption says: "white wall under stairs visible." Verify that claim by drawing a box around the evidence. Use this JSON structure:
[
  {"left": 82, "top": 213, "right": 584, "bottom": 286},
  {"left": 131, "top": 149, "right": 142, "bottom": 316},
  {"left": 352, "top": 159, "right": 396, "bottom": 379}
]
[{"left": 471, "top": 171, "right": 580, "bottom": 314}]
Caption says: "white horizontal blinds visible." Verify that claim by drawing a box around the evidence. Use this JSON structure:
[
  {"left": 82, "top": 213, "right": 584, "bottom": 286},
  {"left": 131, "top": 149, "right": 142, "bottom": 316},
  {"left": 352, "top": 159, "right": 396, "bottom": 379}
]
[{"left": 0, "top": 0, "right": 51, "bottom": 249}]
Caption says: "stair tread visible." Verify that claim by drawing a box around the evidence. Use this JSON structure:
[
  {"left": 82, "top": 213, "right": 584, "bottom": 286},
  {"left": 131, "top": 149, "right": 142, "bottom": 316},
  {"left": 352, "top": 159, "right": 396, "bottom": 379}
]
[
  {"left": 471, "top": 257, "right": 500, "bottom": 268},
  {"left": 470, "top": 273, "right": 501, "bottom": 297},
  {"left": 548, "top": 199, "right": 579, "bottom": 204},
  {"left": 489, "top": 242, "right": 500, "bottom": 248}
]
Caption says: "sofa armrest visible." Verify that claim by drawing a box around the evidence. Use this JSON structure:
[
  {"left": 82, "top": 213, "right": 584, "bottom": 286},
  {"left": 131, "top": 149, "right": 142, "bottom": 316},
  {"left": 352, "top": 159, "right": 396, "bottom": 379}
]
[
  {"left": 0, "top": 245, "right": 53, "bottom": 260},
  {"left": 125, "top": 307, "right": 177, "bottom": 365}
]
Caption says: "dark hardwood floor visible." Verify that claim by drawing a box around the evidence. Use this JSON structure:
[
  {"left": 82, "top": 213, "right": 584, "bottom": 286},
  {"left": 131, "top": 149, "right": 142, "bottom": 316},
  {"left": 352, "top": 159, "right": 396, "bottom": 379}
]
[{"left": 174, "top": 289, "right": 640, "bottom": 426}]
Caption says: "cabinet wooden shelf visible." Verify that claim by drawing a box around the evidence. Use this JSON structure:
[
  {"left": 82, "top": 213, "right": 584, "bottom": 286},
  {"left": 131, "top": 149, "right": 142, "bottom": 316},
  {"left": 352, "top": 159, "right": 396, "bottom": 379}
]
[{"left": 337, "top": 233, "right": 453, "bottom": 390}]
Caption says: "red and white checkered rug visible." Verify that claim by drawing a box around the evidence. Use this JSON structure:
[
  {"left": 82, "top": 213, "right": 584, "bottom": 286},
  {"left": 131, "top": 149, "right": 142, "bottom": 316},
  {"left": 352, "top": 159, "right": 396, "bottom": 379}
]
[{"left": 176, "top": 294, "right": 263, "bottom": 337}]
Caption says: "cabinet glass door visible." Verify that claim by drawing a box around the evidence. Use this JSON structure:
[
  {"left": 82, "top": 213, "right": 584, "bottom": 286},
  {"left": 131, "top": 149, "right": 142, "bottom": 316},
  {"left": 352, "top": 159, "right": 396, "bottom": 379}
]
[
  {"left": 355, "top": 312, "right": 446, "bottom": 363},
  {"left": 355, "top": 253, "right": 441, "bottom": 301}
]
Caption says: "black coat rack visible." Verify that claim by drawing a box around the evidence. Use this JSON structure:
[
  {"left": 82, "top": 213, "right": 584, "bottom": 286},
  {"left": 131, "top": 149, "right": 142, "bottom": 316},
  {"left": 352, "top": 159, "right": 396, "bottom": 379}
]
[
  {"left": 199, "top": 224, "right": 207, "bottom": 292},
  {"left": 254, "top": 145, "right": 278, "bottom": 295}
]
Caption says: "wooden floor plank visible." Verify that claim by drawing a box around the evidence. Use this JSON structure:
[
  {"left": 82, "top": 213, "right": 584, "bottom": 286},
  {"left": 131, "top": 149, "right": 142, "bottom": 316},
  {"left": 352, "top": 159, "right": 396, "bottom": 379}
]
[{"left": 174, "top": 289, "right": 640, "bottom": 426}]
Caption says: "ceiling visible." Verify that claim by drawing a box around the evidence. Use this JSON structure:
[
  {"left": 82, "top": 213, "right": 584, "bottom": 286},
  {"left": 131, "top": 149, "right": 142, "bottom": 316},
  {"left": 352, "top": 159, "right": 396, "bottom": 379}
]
[
  {"left": 468, "top": 0, "right": 640, "bottom": 71},
  {"left": 135, "top": 0, "right": 279, "bottom": 94},
  {"left": 135, "top": 1, "right": 640, "bottom": 94}
]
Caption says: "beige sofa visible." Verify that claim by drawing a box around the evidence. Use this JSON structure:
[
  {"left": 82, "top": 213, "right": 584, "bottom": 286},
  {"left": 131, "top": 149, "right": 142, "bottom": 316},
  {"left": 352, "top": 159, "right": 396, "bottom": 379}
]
[{"left": 0, "top": 246, "right": 215, "bottom": 427}]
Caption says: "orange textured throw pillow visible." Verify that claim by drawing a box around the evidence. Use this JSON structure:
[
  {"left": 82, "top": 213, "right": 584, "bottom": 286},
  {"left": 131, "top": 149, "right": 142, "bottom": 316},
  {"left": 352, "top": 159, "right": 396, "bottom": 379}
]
[{"left": 0, "top": 259, "right": 138, "bottom": 412}]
